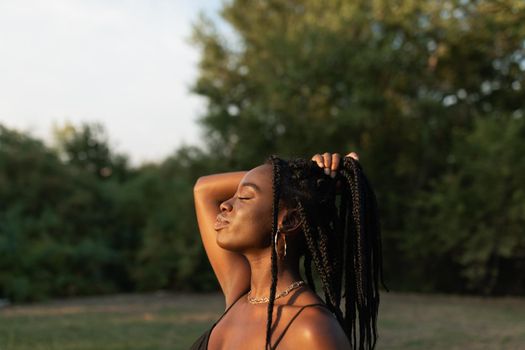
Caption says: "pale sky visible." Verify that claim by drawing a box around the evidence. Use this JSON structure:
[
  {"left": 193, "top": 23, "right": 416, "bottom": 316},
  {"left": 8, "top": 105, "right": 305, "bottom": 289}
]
[{"left": 0, "top": 0, "right": 225, "bottom": 165}]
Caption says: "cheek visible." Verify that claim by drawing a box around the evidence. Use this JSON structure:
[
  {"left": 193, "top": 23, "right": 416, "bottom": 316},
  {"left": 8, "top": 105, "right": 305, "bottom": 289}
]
[
  {"left": 239, "top": 209, "right": 269, "bottom": 234},
  {"left": 247, "top": 202, "right": 272, "bottom": 228},
  {"left": 231, "top": 205, "right": 273, "bottom": 246}
]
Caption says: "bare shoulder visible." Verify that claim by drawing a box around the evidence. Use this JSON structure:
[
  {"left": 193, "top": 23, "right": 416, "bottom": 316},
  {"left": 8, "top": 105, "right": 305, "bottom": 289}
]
[{"left": 288, "top": 305, "right": 351, "bottom": 350}]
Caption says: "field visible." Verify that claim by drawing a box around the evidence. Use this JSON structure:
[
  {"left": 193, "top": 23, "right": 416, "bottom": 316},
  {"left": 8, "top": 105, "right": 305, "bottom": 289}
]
[{"left": 1, "top": 291, "right": 524, "bottom": 350}]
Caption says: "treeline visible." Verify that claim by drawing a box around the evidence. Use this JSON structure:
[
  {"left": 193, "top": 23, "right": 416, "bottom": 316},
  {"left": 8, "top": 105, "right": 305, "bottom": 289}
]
[
  {"left": 0, "top": 124, "right": 223, "bottom": 301},
  {"left": 1, "top": 0, "right": 525, "bottom": 301},
  {"left": 189, "top": 0, "right": 525, "bottom": 295}
]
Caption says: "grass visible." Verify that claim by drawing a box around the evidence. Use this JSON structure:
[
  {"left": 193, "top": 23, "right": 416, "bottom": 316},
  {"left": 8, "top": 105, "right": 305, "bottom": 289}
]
[{"left": 0, "top": 291, "right": 524, "bottom": 350}]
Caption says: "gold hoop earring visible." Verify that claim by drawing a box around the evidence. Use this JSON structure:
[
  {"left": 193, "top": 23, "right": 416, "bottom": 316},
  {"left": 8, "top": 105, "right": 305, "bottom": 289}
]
[{"left": 274, "top": 229, "right": 287, "bottom": 259}]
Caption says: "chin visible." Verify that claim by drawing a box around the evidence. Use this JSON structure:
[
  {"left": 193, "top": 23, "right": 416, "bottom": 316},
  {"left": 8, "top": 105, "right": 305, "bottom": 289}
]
[
  {"left": 216, "top": 229, "right": 236, "bottom": 250},
  {"left": 216, "top": 230, "right": 249, "bottom": 253}
]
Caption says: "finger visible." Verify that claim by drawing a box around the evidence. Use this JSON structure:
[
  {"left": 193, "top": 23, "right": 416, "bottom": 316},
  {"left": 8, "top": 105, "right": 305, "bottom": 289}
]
[
  {"left": 346, "top": 152, "right": 359, "bottom": 161},
  {"left": 322, "top": 153, "right": 331, "bottom": 175},
  {"left": 330, "top": 153, "right": 341, "bottom": 178},
  {"left": 311, "top": 154, "right": 324, "bottom": 168}
]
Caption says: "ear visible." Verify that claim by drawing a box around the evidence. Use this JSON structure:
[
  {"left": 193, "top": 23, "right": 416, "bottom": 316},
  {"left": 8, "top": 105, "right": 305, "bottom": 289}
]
[{"left": 278, "top": 208, "right": 302, "bottom": 234}]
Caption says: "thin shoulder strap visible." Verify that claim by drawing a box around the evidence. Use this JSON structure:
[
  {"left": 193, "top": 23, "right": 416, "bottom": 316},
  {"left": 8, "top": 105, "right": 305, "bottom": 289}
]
[
  {"left": 203, "top": 290, "right": 250, "bottom": 349},
  {"left": 215, "top": 289, "right": 249, "bottom": 323},
  {"left": 271, "top": 303, "right": 333, "bottom": 349}
]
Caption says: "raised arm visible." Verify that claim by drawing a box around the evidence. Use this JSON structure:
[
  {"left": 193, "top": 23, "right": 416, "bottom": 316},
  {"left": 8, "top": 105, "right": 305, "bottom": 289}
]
[{"left": 193, "top": 171, "right": 251, "bottom": 308}]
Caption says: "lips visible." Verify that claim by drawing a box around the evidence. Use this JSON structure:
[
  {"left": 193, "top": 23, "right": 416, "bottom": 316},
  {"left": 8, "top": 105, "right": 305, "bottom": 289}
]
[{"left": 214, "top": 214, "right": 230, "bottom": 230}]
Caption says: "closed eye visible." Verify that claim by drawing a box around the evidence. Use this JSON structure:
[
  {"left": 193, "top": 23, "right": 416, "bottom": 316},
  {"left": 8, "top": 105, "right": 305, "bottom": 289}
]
[{"left": 238, "top": 197, "right": 251, "bottom": 200}]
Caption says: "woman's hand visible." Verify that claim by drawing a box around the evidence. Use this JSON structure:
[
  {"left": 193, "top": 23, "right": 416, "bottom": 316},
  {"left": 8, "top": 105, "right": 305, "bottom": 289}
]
[{"left": 311, "top": 152, "right": 359, "bottom": 178}]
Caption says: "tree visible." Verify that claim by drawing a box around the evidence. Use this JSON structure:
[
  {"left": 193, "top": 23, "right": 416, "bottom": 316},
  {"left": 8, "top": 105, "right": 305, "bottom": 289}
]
[
  {"left": 127, "top": 146, "right": 221, "bottom": 291},
  {"left": 191, "top": 0, "right": 525, "bottom": 294},
  {"left": 405, "top": 115, "right": 525, "bottom": 295},
  {"left": 53, "top": 122, "right": 130, "bottom": 182},
  {"left": 0, "top": 125, "right": 121, "bottom": 300}
]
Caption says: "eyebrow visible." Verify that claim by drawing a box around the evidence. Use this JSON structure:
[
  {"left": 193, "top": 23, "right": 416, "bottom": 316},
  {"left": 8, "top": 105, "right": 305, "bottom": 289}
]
[{"left": 240, "top": 182, "right": 261, "bottom": 192}]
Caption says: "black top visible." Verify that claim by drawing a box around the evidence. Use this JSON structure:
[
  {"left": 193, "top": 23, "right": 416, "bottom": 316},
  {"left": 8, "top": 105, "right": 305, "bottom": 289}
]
[{"left": 189, "top": 292, "right": 332, "bottom": 350}]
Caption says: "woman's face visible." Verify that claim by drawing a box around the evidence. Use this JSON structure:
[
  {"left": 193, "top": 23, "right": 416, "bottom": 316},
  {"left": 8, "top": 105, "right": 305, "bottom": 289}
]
[{"left": 215, "top": 164, "right": 275, "bottom": 253}]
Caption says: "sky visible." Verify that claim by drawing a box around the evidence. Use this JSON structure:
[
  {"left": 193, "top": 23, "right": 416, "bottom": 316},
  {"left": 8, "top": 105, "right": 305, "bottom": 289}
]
[{"left": 0, "top": 0, "right": 224, "bottom": 165}]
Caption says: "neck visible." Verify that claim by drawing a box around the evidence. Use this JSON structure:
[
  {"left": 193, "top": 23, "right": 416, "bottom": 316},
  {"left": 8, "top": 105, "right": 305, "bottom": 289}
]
[{"left": 245, "top": 249, "right": 303, "bottom": 301}]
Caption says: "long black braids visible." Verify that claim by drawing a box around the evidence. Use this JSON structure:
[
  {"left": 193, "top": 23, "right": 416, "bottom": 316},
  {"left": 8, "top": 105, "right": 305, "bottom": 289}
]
[
  {"left": 264, "top": 155, "right": 387, "bottom": 350},
  {"left": 265, "top": 155, "right": 282, "bottom": 350}
]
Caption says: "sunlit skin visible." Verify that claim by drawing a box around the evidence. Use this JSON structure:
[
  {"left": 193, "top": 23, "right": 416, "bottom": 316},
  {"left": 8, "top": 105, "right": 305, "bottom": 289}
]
[{"left": 193, "top": 152, "right": 358, "bottom": 349}]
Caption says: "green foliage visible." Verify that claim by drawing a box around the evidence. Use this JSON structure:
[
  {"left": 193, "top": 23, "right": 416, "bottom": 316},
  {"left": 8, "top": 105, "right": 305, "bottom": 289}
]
[
  {"left": 406, "top": 115, "right": 525, "bottom": 294},
  {"left": 125, "top": 147, "right": 219, "bottom": 292},
  {"left": 1, "top": 0, "right": 525, "bottom": 301},
  {"left": 191, "top": 0, "right": 525, "bottom": 294},
  {"left": 0, "top": 124, "right": 221, "bottom": 301},
  {"left": 53, "top": 122, "right": 130, "bottom": 181},
  {"left": 0, "top": 126, "right": 121, "bottom": 301}
]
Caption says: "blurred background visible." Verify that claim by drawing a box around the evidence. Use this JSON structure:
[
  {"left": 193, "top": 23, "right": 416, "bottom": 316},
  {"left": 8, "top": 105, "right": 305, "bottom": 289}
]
[{"left": 1, "top": 0, "right": 524, "bottom": 349}]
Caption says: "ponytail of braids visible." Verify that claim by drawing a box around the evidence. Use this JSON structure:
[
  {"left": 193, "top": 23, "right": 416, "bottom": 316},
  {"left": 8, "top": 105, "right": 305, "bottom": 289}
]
[{"left": 264, "top": 155, "right": 387, "bottom": 350}]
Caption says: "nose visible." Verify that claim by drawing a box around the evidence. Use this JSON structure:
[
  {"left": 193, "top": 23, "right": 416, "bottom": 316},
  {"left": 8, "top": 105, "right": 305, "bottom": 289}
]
[{"left": 219, "top": 198, "right": 233, "bottom": 212}]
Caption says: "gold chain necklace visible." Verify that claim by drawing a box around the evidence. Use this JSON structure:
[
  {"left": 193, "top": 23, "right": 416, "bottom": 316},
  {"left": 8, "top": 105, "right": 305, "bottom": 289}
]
[{"left": 247, "top": 280, "right": 305, "bottom": 304}]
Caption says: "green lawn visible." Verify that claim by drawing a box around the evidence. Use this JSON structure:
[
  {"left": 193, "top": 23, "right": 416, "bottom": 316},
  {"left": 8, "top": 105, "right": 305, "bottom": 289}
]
[{"left": 1, "top": 291, "right": 524, "bottom": 350}]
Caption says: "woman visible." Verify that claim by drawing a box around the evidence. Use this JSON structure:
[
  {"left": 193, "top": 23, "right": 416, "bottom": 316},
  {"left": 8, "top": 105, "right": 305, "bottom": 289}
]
[{"left": 190, "top": 152, "right": 387, "bottom": 350}]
